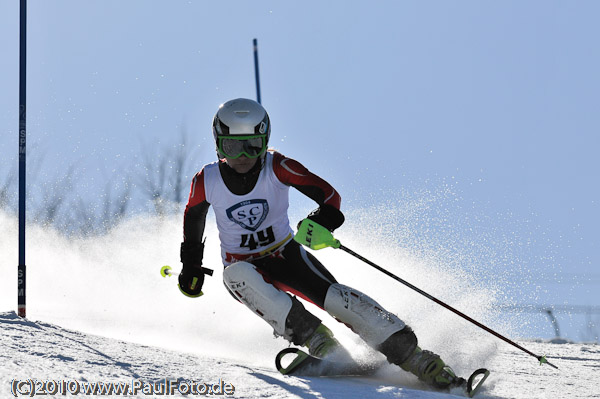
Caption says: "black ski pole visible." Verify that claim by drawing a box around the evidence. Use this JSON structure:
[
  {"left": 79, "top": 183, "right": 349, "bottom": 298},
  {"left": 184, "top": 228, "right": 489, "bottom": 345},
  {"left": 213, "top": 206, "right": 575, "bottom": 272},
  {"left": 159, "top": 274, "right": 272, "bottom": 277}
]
[{"left": 339, "top": 244, "right": 558, "bottom": 369}]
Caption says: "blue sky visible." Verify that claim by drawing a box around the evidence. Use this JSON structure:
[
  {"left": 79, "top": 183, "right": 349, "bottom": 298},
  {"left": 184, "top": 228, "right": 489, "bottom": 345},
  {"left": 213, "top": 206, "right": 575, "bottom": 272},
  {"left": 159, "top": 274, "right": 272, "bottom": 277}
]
[{"left": 1, "top": 1, "right": 599, "bottom": 339}]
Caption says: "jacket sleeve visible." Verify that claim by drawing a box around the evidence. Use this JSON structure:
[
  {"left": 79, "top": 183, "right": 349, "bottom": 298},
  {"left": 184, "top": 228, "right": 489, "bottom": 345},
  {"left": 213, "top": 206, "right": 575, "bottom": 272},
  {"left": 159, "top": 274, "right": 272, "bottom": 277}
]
[
  {"left": 183, "top": 169, "right": 210, "bottom": 243},
  {"left": 272, "top": 151, "right": 341, "bottom": 209}
]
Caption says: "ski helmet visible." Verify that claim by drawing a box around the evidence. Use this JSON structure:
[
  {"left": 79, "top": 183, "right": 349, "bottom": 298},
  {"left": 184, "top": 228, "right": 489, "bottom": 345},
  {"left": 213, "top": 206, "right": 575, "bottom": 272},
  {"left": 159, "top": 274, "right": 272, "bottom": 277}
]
[{"left": 212, "top": 98, "right": 271, "bottom": 159}]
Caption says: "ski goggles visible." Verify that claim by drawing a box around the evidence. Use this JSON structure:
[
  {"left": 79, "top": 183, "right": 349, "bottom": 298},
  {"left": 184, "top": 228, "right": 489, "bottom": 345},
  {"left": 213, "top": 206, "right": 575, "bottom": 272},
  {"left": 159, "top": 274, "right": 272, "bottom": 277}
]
[{"left": 217, "top": 134, "right": 267, "bottom": 159}]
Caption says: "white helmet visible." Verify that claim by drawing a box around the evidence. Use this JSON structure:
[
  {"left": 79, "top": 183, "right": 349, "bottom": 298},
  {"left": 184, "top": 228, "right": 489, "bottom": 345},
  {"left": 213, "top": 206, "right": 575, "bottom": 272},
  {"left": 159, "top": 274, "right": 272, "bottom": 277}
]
[{"left": 212, "top": 98, "right": 271, "bottom": 159}]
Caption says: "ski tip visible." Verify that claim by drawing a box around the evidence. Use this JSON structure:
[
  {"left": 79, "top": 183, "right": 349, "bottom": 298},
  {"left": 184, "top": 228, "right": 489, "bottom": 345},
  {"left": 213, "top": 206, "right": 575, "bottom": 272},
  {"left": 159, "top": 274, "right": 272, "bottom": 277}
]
[
  {"left": 466, "top": 368, "right": 490, "bottom": 398},
  {"left": 160, "top": 265, "right": 172, "bottom": 277},
  {"left": 275, "top": 348, "right": 310, "bottom": 375}
]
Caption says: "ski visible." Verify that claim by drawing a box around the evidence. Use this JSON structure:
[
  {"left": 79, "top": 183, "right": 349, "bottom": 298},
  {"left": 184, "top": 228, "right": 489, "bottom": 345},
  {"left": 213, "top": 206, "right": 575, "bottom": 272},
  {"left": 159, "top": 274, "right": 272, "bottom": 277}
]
[
  {"left": 465, "top": 368, "right": 490, "bottom": 398},
  {"left": 275, "top": 348, "right": 385, "bottom": 377},
  {"left": 275, "top": 348, "right": 490, "bottom": 398}
]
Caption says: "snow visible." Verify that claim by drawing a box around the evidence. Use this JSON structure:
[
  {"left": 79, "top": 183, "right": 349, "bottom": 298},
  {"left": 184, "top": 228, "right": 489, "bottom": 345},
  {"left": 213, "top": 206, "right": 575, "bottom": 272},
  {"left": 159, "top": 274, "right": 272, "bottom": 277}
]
[
  {"left": 2, "top": 311, "right": 598, "bottom": 398},
  {"left": 1, "top": 209, "right": 598, "bottom": 398}
]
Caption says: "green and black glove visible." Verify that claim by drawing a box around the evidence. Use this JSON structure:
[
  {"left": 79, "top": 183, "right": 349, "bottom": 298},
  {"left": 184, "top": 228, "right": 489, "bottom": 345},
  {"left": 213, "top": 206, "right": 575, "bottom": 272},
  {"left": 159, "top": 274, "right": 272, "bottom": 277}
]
[
  {"left": 305, "top": 204, "right": 345, "bottom": 232},
  {"left": 295, "top": 205, "right": 344, "bottom": 250},
  {"left": 179, "top": 241, "right": 212, "bottom": 297}
]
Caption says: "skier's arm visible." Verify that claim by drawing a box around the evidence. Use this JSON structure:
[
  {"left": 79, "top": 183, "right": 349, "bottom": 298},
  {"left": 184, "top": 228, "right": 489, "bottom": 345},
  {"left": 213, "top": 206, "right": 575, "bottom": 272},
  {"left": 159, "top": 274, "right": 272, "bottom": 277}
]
[
  {"left": 180, "top": 170, "right": 211, "bottom": 297},
  {"left": 272, "top": 152, "right": 344, "bottom": 231}
]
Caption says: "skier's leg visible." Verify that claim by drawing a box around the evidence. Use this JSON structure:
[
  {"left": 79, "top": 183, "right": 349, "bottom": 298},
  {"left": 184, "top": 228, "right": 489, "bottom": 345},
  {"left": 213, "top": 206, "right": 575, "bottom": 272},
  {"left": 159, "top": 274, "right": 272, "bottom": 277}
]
[
  {"left": 324, "top": 283, "right": 462, "bottom": 388},
  {"left": 222, "top": 261, "right": 345, "bottom": 358},
  {"left": 254, "top": 241, "right": 338, "bottom": 307},
  {"left": 249, "top": 244, "right": 351, "bottom": 359},
  {"left": 323, "top": 283, "right": 409, "bottom": 350}
]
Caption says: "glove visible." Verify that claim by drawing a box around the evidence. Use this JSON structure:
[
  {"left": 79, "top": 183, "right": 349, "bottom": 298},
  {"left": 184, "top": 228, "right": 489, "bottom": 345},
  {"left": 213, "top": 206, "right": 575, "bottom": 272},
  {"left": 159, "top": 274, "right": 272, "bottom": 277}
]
[
  {"left": 179, "top": 241, "right": 206, "bottom": 297},
  {"left": 294, "top": 218, "right": 341, "bottom": 250},
  {"left": 304, "top": 204, "right": 345, "bottom": 232}
]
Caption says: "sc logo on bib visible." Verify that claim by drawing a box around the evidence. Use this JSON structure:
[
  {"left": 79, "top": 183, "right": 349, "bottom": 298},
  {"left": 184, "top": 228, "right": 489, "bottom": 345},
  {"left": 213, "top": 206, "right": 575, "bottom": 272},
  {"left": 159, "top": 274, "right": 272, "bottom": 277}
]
[{"left": 226, "top": 199, "right": 269, "bottom": 231}]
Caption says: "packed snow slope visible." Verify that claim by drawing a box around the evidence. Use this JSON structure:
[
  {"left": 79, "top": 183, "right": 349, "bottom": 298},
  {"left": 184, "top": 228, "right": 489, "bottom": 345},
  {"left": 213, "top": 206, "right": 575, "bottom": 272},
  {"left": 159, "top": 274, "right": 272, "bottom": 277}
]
[
  {"left": 2, "top": 311, "right": 598, "bottom": 398},
  {"left": 0, "top": 197, "right": 595, "bottom": 398}
]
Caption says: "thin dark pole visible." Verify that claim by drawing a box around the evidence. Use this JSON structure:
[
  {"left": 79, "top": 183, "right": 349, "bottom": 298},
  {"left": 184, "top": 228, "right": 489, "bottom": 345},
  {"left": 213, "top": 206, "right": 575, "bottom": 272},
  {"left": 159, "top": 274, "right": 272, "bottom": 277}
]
[
  {"left": 253, "top": 38, "right": 261, "bottom": 104},
  {"left": 339, "top": 244, "right": 558, "bottom": 369},
  {"left": 18, "top": 0, "right": 27, "bottom": 318}
]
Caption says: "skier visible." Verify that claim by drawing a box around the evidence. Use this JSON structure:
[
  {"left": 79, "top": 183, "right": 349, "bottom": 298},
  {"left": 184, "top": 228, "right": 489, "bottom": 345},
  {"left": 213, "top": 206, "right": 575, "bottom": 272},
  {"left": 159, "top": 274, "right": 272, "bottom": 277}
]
[{"left": 178, "top": 98, "right": 463, "bottom": 389}]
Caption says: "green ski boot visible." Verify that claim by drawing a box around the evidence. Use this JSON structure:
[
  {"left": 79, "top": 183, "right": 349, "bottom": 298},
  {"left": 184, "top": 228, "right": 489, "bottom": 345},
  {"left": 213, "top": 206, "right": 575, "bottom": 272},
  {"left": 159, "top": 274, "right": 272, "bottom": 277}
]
[
  {"left": 400, "top": 346, "right": 465, "bottom": 389},
  {"left": 303, "top": 324, "right": 350, "bottom": 361}
]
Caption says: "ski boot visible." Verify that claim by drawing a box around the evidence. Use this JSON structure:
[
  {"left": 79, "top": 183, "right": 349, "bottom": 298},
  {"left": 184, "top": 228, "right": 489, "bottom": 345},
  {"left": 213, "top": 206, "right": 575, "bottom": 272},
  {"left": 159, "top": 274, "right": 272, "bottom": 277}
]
[
  {"left": 400, "top": 346, "right": 465, "bottom": 389},
  {"left": 303, "top": 324, "right": 351, "bottom": 361}
]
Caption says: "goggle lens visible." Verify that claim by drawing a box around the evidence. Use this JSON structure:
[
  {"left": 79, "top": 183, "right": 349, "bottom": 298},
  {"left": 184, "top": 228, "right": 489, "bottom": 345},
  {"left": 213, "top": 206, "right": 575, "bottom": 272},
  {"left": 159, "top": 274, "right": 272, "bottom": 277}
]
[{"left": 219, "top": 135, "right": 266, "bottom": 159}]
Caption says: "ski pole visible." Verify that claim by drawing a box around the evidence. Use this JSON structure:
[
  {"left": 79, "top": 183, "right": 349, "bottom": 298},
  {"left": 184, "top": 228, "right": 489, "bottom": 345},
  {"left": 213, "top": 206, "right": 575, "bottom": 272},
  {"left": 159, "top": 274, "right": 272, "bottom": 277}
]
[
  {"left": 339, "top": 244, "right": 558, "bottom": 369},
  {"left": 160, "top": 265, "right": 213, "bottom": 278},
  {"left": 160, "top": 265, "right": 177, "bottom": 277},
  {"left": 295, "top": 219, "right": 558, "bottom": 369},
  {"left": 160, "top": 265, "right": 213, "bottom": 299}
]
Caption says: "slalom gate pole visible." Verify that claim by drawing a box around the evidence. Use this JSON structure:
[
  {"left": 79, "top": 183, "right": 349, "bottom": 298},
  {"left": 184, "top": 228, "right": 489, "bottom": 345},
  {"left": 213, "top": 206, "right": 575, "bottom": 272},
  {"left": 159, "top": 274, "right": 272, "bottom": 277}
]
[
  {"left": 338, "top": 244, "right": 558, "bottom": 369},
  {"left": 253, "top": 38, "right": 262, "bottom": 104},
  {"left": 18, "top": 0, "right": 27, "bottom": 319}
]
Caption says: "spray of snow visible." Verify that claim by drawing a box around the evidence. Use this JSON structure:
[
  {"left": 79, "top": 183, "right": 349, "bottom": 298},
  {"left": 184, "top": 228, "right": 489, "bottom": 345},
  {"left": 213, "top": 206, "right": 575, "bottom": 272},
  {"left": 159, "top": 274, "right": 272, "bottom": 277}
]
[{"left": 0, "top": 185, "right": 540, "bottom": 383}]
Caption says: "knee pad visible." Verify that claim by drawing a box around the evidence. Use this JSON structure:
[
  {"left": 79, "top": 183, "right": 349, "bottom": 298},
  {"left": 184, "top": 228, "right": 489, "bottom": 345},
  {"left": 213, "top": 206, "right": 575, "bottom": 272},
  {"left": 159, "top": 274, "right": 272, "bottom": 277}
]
[
  {"left": 223, "top": 261, "right": 292, "bottom": 336},
  {"left": 323, "top": 283, "right": 406, "bottom": 347}
]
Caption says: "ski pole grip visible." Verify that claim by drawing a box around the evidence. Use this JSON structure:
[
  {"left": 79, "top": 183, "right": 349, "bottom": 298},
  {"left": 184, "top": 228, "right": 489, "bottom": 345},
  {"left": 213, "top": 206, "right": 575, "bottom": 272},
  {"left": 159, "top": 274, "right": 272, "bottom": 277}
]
[{"left": 294, "top": 219, "right": 341, "bottom": 250}]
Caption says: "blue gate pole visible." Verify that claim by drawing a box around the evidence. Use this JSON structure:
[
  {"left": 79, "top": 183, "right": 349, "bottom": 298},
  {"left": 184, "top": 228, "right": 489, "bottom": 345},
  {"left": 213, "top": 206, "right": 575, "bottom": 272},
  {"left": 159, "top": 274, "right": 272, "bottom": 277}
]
[
  {"left": 253, "top": 38, "right": 261, "bottom": 104},
  {"left": 18, "top": 0, "right": 27, "bottom": 318}
]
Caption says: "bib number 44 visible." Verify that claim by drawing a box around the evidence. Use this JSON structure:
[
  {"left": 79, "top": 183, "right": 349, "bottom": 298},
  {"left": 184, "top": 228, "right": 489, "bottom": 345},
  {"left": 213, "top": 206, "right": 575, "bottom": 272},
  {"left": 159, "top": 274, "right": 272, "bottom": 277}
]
[{"left": 240, "top": 226, "right": 275, "bottom": 251}]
